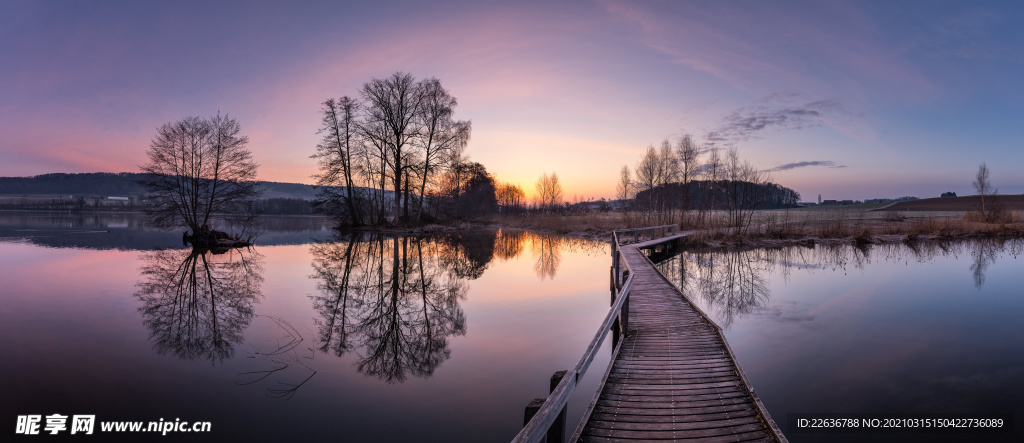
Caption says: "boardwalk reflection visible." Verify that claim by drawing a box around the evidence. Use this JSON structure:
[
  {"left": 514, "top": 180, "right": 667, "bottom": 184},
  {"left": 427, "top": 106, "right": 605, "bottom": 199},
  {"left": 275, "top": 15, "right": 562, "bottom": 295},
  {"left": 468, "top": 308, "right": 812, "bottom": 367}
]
[
  {"left": 655, "top": 238, "right": 1024, "bottom": 327},
  {"left": 135, "top": 247, "right": 263, "bottom": 363}
]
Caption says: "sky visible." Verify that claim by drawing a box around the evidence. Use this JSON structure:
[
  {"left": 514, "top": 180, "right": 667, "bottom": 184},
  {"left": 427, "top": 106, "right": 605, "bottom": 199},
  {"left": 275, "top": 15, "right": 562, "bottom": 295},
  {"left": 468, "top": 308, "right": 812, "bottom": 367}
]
[{"left": 2, "top": 0, "right": 1024, "bottom": 201}]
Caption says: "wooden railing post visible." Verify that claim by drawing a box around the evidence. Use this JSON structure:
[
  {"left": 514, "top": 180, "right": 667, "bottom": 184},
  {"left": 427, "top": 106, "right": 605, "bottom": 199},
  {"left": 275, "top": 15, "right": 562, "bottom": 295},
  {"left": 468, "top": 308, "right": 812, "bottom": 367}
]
[
  {"left": 609, "top": 265, "right": 615, "bottom": 292},
  {"left": 523, "top": 398, "right": 546, "bottom": 443},
  {"left": 610, "top": 269, "right": 620, "bottom": 349},
  {"left": 613, "top": 249, "right": 621, "bottom": 289},
  {"left": 620, "top": 270, "right": 630, "bottom": 336},
  {"left": 621, "top": 293, "right": 629, "bottom": 337},
  {"left": 548, "top": 371, "right": 568, "bottom": 443}
]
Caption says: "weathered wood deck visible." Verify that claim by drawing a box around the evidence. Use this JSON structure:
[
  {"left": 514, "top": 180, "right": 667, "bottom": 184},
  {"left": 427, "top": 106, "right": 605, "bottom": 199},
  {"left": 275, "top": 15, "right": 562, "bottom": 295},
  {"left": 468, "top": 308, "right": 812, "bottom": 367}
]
[{"left": 574, "top": 236, "right": 786, "bottom": 442}]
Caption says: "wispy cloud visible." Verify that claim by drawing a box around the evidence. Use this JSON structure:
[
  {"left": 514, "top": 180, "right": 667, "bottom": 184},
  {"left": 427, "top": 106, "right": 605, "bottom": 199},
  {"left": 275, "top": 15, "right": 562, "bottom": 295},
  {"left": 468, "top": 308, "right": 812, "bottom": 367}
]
[
  {"left": 764, "top": 161, "right": 847, "bottom": 173},
  {"left": 703, "top": 96, "right": 852, "bottom": 147},
  {"left": 600, "top": 0, "right": 932, "bottom": 100}
]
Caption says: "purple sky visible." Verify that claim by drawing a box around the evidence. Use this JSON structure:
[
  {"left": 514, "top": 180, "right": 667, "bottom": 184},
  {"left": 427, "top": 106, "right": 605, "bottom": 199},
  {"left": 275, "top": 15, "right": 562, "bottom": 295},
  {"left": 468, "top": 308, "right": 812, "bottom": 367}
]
[{"left": 3, "top": 0, "right": 1023, "bottom": 201}]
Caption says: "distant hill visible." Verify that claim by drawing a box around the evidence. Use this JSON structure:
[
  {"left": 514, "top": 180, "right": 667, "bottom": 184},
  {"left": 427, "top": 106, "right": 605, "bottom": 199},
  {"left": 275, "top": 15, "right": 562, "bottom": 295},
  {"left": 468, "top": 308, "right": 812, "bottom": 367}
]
[
  {"left": 873, "top": 195, "right": 1024, "bottom": 211},
  {"left": 0, "top": 172, "right": 320, "bottom": 200}
]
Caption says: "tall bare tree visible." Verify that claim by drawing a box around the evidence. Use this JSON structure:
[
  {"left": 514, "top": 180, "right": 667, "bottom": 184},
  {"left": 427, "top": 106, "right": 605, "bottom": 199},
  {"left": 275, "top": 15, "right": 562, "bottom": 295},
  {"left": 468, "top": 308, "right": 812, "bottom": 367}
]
[
  {"left": 361, "top": 72, "right": 423, "bottom": 224},
  {"left": 313, "top": 73, "right": 475, "bottom": 227},
  {"left": 699, "top": 148, "right": 723, "bottom": 227},
  {"left": 676, "top": 134, "right": 700, "bottom": 225},
  {"left": 311, "top": 97, "right": 364, "bottom": 226},
  {"left": 634, "top": 146, "right": 663, "bottom": 224},
  {"left": 616, "top": 165, "right": 633, "bottom": 201},
  {"left": 534, "top": 172, "right": 563, "bottom": 211},
  {"left": 141, "top": 113, "right": 261, "bottom": 239},
  {"left": 549, "top": 172, "right": 563, "bottom": 210},
  {"left": 415, "top": 78, "right": 471, "bottom": 223}
]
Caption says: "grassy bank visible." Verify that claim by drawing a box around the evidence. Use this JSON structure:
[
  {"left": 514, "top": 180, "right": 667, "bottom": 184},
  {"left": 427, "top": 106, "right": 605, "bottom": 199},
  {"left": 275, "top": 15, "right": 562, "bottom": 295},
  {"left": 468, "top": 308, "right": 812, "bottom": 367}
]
[{"left": 495, "top": 207, "right": 1024, "bottom": 247}]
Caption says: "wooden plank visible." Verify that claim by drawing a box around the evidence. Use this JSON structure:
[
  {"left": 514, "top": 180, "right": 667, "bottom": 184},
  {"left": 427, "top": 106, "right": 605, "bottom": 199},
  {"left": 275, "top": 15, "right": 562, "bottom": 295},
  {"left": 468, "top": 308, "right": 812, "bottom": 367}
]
[
  {"left": 609, "top": 362, "right": 736, "bottom": 371},
  {"left": 590, "top": 404, "right": 756, "bottom": 421},
  {"left": 608, "top": 367, "right": 737, "bottom": 377},
  {"left": 573, "top": 234, "right": 786, "bottom": 443},
  {"left": 598, "top": 392, "right": 749, "bottom": 405},
  {"left": 582, "top": 422, "right": 768, "bottom": 439},
  {"left": 578, "top": 430, "right": 773, "bottom": 442},
  {"left": 586, "top": 415, "right": 762, "bottom": 432},
  {"left": 604, "top": 375, "right": 741, "bottom": 386}
]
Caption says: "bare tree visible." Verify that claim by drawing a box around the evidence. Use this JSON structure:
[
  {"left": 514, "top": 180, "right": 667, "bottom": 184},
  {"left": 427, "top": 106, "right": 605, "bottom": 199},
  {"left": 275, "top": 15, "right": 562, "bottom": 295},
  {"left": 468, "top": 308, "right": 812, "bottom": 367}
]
[
  {"left": 633, "top": 146, "right": 664, "bottom": 224},
  {"left": 141, "top": 113, "right": 261, "bottom": 243},
  {"left": 311, "top": 97, "right": 364, "bottom": 226},
  {"left": 676, "top": 134, "right": 700, "bottom": 226},
  {"left": 496, "top": 182, "right": 526, "bottom": 213},
  {"left": 658, "top": 140, "right": 679, "bottom": 217},
  {"left": 361, "top": 72, "right": 423, "bottom": 224},
  {"left": 313, "top": 73, "right": 474, "bottom": 227},
  {"left": 701, "top": 148, "right": 723, "bottom": 226},
  {"left": 534, "top": 172, "right": 563, "bottom": 211},
  {"left": 973, "top": 162, "right": 995, "bottom": 216},
  {"left": 549, "top": 172, "right": 563, "bottom": 210},
  {"left": 721, "top": 147, "right": 770, "bottom": 232},
  {"left": 415, "top": 78, "right": 471, "bottom": 223}
]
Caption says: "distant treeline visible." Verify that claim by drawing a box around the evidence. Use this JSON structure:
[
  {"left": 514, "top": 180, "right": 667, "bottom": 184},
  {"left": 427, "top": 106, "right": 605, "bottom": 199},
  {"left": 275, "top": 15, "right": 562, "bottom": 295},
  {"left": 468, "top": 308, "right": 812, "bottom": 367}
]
[
  {"left": 0, "top": 172, "right": 320, "bottom": 200},
  {"left": 0, "top": 172, "right": 148, "bottom": 196},
  {"left": 0, "top": 172, "right": 320, "bottom": 215},
  {"left": 254, "top": 198, "right": 315, "bottom": 215},
  {"left": 633, "top": 180, "right": 800, "bottom": 211},
  {"left": 0, "top": 195, "right": 316, "bottom": 215}
]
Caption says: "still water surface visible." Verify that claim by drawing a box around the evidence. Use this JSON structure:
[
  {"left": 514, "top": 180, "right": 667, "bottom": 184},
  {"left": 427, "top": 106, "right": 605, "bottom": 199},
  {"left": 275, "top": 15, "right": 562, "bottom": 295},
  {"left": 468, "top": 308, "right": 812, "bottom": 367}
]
[
  {"left": 0, "top": 212, "right": 614, "bottom": 441},
  {"left": 654, "top": 240, "right": 1024, "bottom": 442},
  {"left": 5, "top": 212, "right": 1022, "bottom": 442}
]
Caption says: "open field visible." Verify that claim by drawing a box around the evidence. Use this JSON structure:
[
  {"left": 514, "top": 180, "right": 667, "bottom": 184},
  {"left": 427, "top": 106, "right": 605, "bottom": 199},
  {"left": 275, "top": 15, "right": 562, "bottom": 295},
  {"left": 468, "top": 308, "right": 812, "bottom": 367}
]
[{"left": 875, "top": 194, "right": 1024, "bottom": 211}]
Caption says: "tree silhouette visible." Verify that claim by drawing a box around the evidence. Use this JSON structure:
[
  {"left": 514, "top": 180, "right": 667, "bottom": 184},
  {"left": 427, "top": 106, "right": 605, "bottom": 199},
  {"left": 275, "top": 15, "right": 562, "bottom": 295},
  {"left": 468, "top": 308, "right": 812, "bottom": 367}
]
[{"left": 141, "top": 113, "right": 262, "bottom": 244}]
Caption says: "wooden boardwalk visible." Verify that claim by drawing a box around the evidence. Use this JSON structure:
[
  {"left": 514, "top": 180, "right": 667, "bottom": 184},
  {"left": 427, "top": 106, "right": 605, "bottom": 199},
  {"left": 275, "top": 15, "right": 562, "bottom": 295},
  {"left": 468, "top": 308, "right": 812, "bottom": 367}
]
[{"left": 574, "top": 237, "right": 786, "bottom": 442}]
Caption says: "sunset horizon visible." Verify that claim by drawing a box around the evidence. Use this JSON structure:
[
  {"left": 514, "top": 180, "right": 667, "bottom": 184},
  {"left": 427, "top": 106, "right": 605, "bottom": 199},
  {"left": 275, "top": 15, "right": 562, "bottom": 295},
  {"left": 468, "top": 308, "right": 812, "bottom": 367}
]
[{"left": 4, "top": 1, "right": 1023, "bottom": 202}]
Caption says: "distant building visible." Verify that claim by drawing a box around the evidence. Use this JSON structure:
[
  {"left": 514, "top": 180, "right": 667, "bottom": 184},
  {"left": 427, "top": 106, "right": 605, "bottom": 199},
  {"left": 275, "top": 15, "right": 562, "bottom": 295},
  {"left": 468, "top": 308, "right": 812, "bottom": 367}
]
[{"left": 822, "top": 199, "right": 838, "bottom": 205}]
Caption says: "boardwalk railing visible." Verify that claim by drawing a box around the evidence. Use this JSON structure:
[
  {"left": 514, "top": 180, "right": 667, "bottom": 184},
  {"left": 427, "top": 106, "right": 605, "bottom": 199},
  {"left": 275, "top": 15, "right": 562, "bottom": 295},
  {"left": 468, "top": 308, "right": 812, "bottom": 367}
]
[
  {"left": 511, "top": 225, "right": 674, "bottom": 443},
  {"left": 612, "top": 224, "right": 676, "bottom": 245}
]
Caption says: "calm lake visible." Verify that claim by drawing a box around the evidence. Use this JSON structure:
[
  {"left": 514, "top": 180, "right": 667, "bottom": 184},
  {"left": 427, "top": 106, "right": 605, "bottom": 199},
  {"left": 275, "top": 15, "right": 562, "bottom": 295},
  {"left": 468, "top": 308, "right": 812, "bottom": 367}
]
[
  {"left": 0, "top": 212, "right": 614, "bottom": 442},
  {"left": 653, "top": 239, "right": 1023, "bottom": 443},
  {"left": 3, "top": 212, "right": 1022, "bottom": 442}
]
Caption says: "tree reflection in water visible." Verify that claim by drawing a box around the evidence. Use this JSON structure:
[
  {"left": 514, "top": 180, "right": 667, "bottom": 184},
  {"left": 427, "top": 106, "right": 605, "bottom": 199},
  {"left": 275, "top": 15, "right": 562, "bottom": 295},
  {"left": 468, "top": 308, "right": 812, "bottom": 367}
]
[
  {"left": 135, "top": 247, "right": 263, "bottom": 363},
  {"left": 492, "top": 229, "right": 604, "bottom": 280},
  {"left": 658, "top": 249, "right": 771, "bottom": 328},
  {"left": 655, "top": 238, "right": 1024, "bottom": 327},
  {"left": 532, "top": 234, "right": 561, "bottom": 280},
  {"left": 970, "top": 239, "right": 1001, "bottom": 288},
  {"left": 309, "top": 229, "right": 605, "bottom": 383},
  {"left": 309, "top": 233, "right": 479, "bottom": 383}
]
